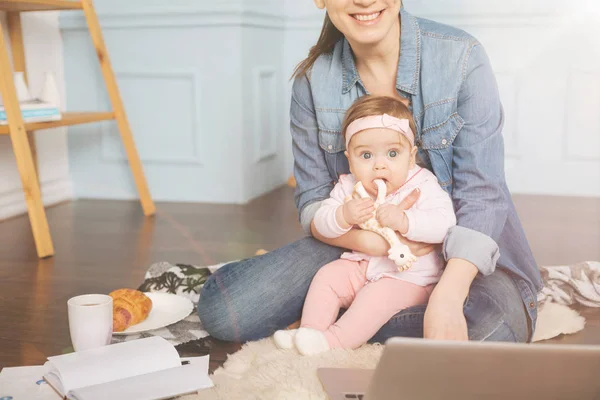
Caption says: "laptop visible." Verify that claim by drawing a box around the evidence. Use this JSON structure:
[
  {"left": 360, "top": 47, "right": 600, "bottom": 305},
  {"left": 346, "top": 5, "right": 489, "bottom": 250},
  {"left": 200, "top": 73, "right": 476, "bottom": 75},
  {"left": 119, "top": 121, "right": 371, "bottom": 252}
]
[{"left": 318, "top": 337, "right": 600, "bottom": 400}]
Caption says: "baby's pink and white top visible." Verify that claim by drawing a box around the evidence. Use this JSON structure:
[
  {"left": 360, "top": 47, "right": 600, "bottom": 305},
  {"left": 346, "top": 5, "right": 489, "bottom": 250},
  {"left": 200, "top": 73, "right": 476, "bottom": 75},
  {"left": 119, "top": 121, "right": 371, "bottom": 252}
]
[{"left": 313, "top": 166, "right": 457, "bottom": 286}]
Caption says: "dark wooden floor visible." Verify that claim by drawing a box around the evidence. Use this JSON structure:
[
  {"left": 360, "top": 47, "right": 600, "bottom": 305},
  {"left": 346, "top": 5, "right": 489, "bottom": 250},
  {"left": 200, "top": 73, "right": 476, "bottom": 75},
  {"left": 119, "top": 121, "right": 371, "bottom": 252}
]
[{"left": 0, "top": 186, "right": 599, "bottom": 372}]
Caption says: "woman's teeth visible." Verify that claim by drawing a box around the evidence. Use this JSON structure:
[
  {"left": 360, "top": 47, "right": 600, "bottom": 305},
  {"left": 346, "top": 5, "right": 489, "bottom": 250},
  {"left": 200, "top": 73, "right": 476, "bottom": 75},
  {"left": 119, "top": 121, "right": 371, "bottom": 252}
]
[{"left": 353, "top": 12, "right": 381, "bottom": 22}]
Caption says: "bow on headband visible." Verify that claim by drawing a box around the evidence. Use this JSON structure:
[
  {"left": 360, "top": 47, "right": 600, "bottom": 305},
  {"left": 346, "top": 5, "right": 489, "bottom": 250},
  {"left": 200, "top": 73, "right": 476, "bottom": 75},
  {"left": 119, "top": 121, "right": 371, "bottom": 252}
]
[{"left": 345, "top": 113, "right": 415, "bottom": 148}]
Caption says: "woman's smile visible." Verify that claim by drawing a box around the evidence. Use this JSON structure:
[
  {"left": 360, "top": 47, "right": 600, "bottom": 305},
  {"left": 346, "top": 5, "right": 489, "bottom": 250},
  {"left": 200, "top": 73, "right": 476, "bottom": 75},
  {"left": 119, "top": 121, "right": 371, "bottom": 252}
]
[{"left": 351, "top": 9, "right": 385, "bottom": 26}]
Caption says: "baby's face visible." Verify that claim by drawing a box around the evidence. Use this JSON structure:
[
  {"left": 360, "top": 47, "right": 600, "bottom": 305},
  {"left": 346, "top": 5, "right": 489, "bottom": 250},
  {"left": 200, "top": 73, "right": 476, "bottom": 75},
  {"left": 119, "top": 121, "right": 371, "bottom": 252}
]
[{"left": 345, "top": 127, "right": 417, "bottom": 197}]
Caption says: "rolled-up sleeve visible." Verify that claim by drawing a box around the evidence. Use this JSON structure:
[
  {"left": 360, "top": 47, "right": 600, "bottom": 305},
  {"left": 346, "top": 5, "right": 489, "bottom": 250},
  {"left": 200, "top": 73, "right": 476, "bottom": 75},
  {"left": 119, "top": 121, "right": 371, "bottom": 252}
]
[
  {"left": 442, "top": 43, "right": 508, "bottom": 276},
  {"left": 290, "top": 74, "right": 334, "bottom": 235}
]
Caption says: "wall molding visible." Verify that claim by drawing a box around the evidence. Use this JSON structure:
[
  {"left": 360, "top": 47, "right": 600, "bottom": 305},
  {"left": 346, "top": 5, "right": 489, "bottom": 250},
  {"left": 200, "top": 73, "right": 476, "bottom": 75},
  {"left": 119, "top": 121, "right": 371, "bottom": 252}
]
[
  {"left": 99, "top": 69, "right": 204, "bottom": 166},
  {"left": 252, "top": 67, "right": 278, "bottom": 164},
  {"left": 564, "top": 68, "right": 600, "bottom": 162},
  {"left": 60, "top": 9, "right": 286, "bottom": 30},
  {"left": 494, "top": 70, "right": 520, "bottom": 159},
  {"left": 414, "top": 13, "right": 563, "bottom": 27},
  {"left": 0, "top": 178, "right": 73, "bottom": 221},
  {"left": 59, "top": 8, "right": 563, "bottom": 31}
]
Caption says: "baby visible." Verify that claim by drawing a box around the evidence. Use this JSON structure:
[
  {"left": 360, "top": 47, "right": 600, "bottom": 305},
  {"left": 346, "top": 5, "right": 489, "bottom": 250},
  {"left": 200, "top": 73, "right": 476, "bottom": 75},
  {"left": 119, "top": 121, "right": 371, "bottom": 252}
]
[{"left": 274, "top": 95, "right": 457, "bottom": 355}]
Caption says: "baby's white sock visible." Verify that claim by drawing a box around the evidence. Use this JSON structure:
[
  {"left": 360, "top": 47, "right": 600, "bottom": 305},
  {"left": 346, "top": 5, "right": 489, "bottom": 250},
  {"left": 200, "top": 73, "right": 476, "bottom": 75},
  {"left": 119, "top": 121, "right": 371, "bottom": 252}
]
[
  {"left": 295, "top": 327, "right": 330, "bottom": 356},
  {"left": 273, "top": 329, "right": 298, "bottom": 349}
]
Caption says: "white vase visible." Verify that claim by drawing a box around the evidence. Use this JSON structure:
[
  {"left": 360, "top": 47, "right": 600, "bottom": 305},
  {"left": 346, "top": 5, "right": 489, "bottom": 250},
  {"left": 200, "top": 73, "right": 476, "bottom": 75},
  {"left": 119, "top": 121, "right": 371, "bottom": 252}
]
[
  {"left": 40, "top": 71, "right": 61, "bottom": 108},
  {"left": 14, "top": 71, "right": 32, "bottom": 103}
]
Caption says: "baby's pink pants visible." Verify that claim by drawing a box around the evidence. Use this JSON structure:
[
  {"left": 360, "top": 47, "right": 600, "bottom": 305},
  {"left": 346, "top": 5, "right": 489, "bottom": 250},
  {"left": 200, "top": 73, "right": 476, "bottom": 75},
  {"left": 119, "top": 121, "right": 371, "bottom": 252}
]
[{"left": 301, "top": 259, "right": 434, "bottom": 349}]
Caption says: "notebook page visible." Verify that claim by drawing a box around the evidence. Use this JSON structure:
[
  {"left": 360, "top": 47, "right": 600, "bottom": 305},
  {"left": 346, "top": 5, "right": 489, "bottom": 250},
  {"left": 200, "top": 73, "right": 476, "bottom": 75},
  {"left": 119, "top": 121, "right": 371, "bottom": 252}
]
[
  {"left": 0, "top": 365, "right": 60, "bottom": 400},
  {"left": 46, "top": 337, "right": 180, "bottom": 393},
  {"left": 43, "top": 365, "right": 66, "bottom": 397},
  {"left": 67, "top": 363, "right": 213, "bottom": 400}
]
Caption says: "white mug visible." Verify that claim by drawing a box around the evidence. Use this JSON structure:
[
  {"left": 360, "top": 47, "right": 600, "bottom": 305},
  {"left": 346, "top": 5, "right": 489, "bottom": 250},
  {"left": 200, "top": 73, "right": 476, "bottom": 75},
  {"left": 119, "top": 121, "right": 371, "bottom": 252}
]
[{"left": 67, "top": 294, "right": 113, "bottom": 352}]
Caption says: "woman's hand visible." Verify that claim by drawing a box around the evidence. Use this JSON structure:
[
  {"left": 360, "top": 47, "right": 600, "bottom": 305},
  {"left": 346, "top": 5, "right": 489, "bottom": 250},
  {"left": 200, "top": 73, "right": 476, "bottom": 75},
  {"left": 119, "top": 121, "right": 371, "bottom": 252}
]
[
  {"left": 423, "top": 291, "right": 468, "bottom": 340},
  {"left": 356, "top": 230, "right": 438, "bottom": 258},
  {"left": 376, "top": 204, "right": 407, "bottom": 233},
  {"left": 423, "top": 258, "right": 479, "bottom": 340},
  {"left": 397, "top": 234, "right": 438, "bottom": 257},
  {"left": 357, "top": 230, "right": 391, "bottom": 257},
  {"left": 312, "top": 188, "right": 437, "bottom": 257},
  {"left": 392, "top": 188, "right": 436, "bottom": 257}
]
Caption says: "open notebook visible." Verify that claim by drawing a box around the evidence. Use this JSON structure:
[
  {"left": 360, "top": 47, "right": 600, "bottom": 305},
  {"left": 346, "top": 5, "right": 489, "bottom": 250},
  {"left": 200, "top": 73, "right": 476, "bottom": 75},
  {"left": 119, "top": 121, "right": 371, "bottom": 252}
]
[{"left": 43, "top": 336, "right": 213, "bottom": 400}]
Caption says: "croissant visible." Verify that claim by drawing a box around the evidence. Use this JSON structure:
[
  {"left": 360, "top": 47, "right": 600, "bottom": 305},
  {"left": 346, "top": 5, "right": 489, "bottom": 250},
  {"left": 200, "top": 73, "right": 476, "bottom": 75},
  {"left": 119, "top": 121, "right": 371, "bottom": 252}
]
[{"left": 109, "top": 289, "right": 153, "bottom": 332}]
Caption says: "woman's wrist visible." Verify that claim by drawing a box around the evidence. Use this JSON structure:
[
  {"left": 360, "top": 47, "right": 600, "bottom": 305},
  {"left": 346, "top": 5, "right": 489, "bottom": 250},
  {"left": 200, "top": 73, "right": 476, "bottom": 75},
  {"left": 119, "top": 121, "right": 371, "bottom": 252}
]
[{"left": 432, "top": 258, "right": 479, "bottom": 305}]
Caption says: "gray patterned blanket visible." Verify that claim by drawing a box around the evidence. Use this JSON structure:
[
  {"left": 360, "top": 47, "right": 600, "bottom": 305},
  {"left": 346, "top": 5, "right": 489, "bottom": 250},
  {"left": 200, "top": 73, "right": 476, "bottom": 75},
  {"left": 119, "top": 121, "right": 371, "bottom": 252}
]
[
  {"left": 111, "top": 261, "right": 230, "bottom": 346},
  {"left": 113, "top": 259, "right": 600, "bottom": 347},
  {"left": 538, "top": 261, "right": 600, "bottom": 307}
]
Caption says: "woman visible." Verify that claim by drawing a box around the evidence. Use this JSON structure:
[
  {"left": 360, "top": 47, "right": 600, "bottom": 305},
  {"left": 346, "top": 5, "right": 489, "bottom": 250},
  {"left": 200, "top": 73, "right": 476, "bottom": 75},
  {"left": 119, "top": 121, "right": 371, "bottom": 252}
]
[{"left": 198, "top": 0, "right": 543, "bottom": 343}]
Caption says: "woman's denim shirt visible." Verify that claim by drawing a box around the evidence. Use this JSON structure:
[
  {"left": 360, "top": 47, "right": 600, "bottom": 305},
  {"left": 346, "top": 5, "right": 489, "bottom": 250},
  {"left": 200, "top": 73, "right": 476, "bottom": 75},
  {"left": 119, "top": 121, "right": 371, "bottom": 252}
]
[{"left": 290, "top": 8, "right": 543, "bottom": 331}]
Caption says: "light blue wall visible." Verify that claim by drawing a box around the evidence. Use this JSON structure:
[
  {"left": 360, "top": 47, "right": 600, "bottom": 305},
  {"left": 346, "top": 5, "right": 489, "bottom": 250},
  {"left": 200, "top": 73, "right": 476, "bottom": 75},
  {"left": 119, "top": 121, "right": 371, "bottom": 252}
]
[
  {"left": 60, "top": 0, "right": 318, "bottom": 204},
  {"left": 62, "top": 0, "right": 600, "bottom": 202}
]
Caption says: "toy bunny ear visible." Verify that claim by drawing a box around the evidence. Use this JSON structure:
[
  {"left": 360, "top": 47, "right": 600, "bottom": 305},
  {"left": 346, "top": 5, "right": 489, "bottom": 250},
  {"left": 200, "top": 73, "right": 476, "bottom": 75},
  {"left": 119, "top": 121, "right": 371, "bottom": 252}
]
[
  {"left": 373, "top": 179, "right": 387, "bottom": 205},
  {"left": 353, "top": 182, "right": 370, "bottom": 199}
]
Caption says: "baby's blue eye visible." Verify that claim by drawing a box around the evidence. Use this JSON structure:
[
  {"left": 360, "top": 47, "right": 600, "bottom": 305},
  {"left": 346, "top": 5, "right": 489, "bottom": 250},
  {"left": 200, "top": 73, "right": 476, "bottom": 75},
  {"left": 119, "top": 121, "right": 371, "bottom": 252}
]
[
  {"left": 388, "top": 150, "right": 398, "bottom": 158},
  {"left": 361, "top": 152, "right": 372, "bottom": 160}
]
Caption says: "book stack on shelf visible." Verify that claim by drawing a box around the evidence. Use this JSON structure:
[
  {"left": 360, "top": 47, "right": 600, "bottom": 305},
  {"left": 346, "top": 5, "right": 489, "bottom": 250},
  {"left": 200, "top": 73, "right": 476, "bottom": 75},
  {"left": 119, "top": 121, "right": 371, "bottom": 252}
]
[{"left": 0, "top": 71, "right": 61, "bottom": 125}]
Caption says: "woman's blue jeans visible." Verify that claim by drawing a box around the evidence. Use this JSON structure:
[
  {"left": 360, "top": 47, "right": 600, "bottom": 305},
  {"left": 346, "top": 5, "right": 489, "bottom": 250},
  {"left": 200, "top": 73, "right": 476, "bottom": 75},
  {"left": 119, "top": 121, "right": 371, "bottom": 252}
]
[{"left": 197, "top": 237, "right": 530, "bottom": 343}]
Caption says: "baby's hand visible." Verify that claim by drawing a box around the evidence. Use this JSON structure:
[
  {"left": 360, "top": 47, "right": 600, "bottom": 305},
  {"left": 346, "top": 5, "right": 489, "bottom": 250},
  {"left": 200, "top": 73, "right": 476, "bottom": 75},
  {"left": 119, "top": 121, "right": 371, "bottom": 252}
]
[
  {"left": 376, "top": 204, "right": 408, "bottom": 233},
  {"left": 342, "top": 198, "right": 375, "bottom": 226}
]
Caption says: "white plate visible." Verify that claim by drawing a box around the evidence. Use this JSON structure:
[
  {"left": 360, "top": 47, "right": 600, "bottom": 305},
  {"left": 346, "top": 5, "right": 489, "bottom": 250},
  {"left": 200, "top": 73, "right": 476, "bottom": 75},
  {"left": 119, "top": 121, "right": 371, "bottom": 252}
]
[{"left": 113, "top": 292, "right": 194, "bottom": 335}]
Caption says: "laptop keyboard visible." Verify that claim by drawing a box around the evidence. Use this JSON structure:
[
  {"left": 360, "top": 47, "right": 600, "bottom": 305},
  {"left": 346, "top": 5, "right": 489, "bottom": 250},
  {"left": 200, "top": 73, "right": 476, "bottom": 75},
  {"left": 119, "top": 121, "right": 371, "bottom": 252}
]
[{"left": 344, "top": 394, "right": 365, "bottom": 399}]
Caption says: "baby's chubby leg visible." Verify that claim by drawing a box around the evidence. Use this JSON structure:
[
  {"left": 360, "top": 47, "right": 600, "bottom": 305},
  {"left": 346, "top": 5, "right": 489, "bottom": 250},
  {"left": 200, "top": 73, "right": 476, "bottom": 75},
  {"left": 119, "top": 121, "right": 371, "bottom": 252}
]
[
  {"left": 300, "top": 259, "right": 369, "bottom": 330},
  {"left": 273, "top": 259, "right": 367, "bottom": 350},
  {"left": 298, "top": 278, "right": 432, "bottom": 354}
]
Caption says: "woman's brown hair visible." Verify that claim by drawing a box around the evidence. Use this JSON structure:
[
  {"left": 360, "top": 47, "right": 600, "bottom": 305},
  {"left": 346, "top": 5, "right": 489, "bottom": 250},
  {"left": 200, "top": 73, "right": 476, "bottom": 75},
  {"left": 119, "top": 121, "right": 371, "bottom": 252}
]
[
  {"left": 342, "top": 95, "right": 417, "bottom": 146},
  {"left": 291, "top": 14, "right": 343, "bottom": 79}
]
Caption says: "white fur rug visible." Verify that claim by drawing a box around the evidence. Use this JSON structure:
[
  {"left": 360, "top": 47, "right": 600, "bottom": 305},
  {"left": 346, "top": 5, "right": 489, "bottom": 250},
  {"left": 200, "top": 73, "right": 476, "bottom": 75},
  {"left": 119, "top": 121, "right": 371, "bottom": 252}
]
[
  {"left": 181, "top": 340, "right": 382, "bottom": 400},
  {"left": 531, "top": 301, "right": 586, "bottom": 341},
  {"left": 180, "top": 302, "right": 585, "bottom": 400}
]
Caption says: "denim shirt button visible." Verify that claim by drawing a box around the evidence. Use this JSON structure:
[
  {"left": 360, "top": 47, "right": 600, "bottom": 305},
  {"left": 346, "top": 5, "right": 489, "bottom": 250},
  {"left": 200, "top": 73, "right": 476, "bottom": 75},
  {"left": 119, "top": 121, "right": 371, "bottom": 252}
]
[
  {"left": 529, "top": 302, "right": 535, "bottom": 308},
  {"left": 328, "top": 145, "right": 333, "bottom": 150},
  {"left": 441, "top": 139, "right": 448, "bottom": 145}
]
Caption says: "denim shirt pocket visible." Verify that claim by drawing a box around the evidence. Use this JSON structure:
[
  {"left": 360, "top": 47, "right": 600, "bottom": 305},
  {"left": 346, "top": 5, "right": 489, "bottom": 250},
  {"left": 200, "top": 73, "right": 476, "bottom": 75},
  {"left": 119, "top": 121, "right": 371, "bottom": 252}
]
[
  {"left": 317, "top": 108, "right": 349, "bottom": 182},
  {"left": 418, "top": 112, "right": 464, "bottom": 191},
  {"left": 318, "top": 128, "right": 349, "bottom": 182}
]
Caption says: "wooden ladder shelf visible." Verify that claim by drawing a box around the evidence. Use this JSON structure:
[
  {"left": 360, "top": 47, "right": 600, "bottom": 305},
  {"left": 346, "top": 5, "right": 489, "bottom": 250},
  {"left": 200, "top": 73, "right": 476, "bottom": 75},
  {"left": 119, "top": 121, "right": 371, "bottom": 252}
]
[{"left": 0, "top": 0, "right": 155, "bottom": 258}]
